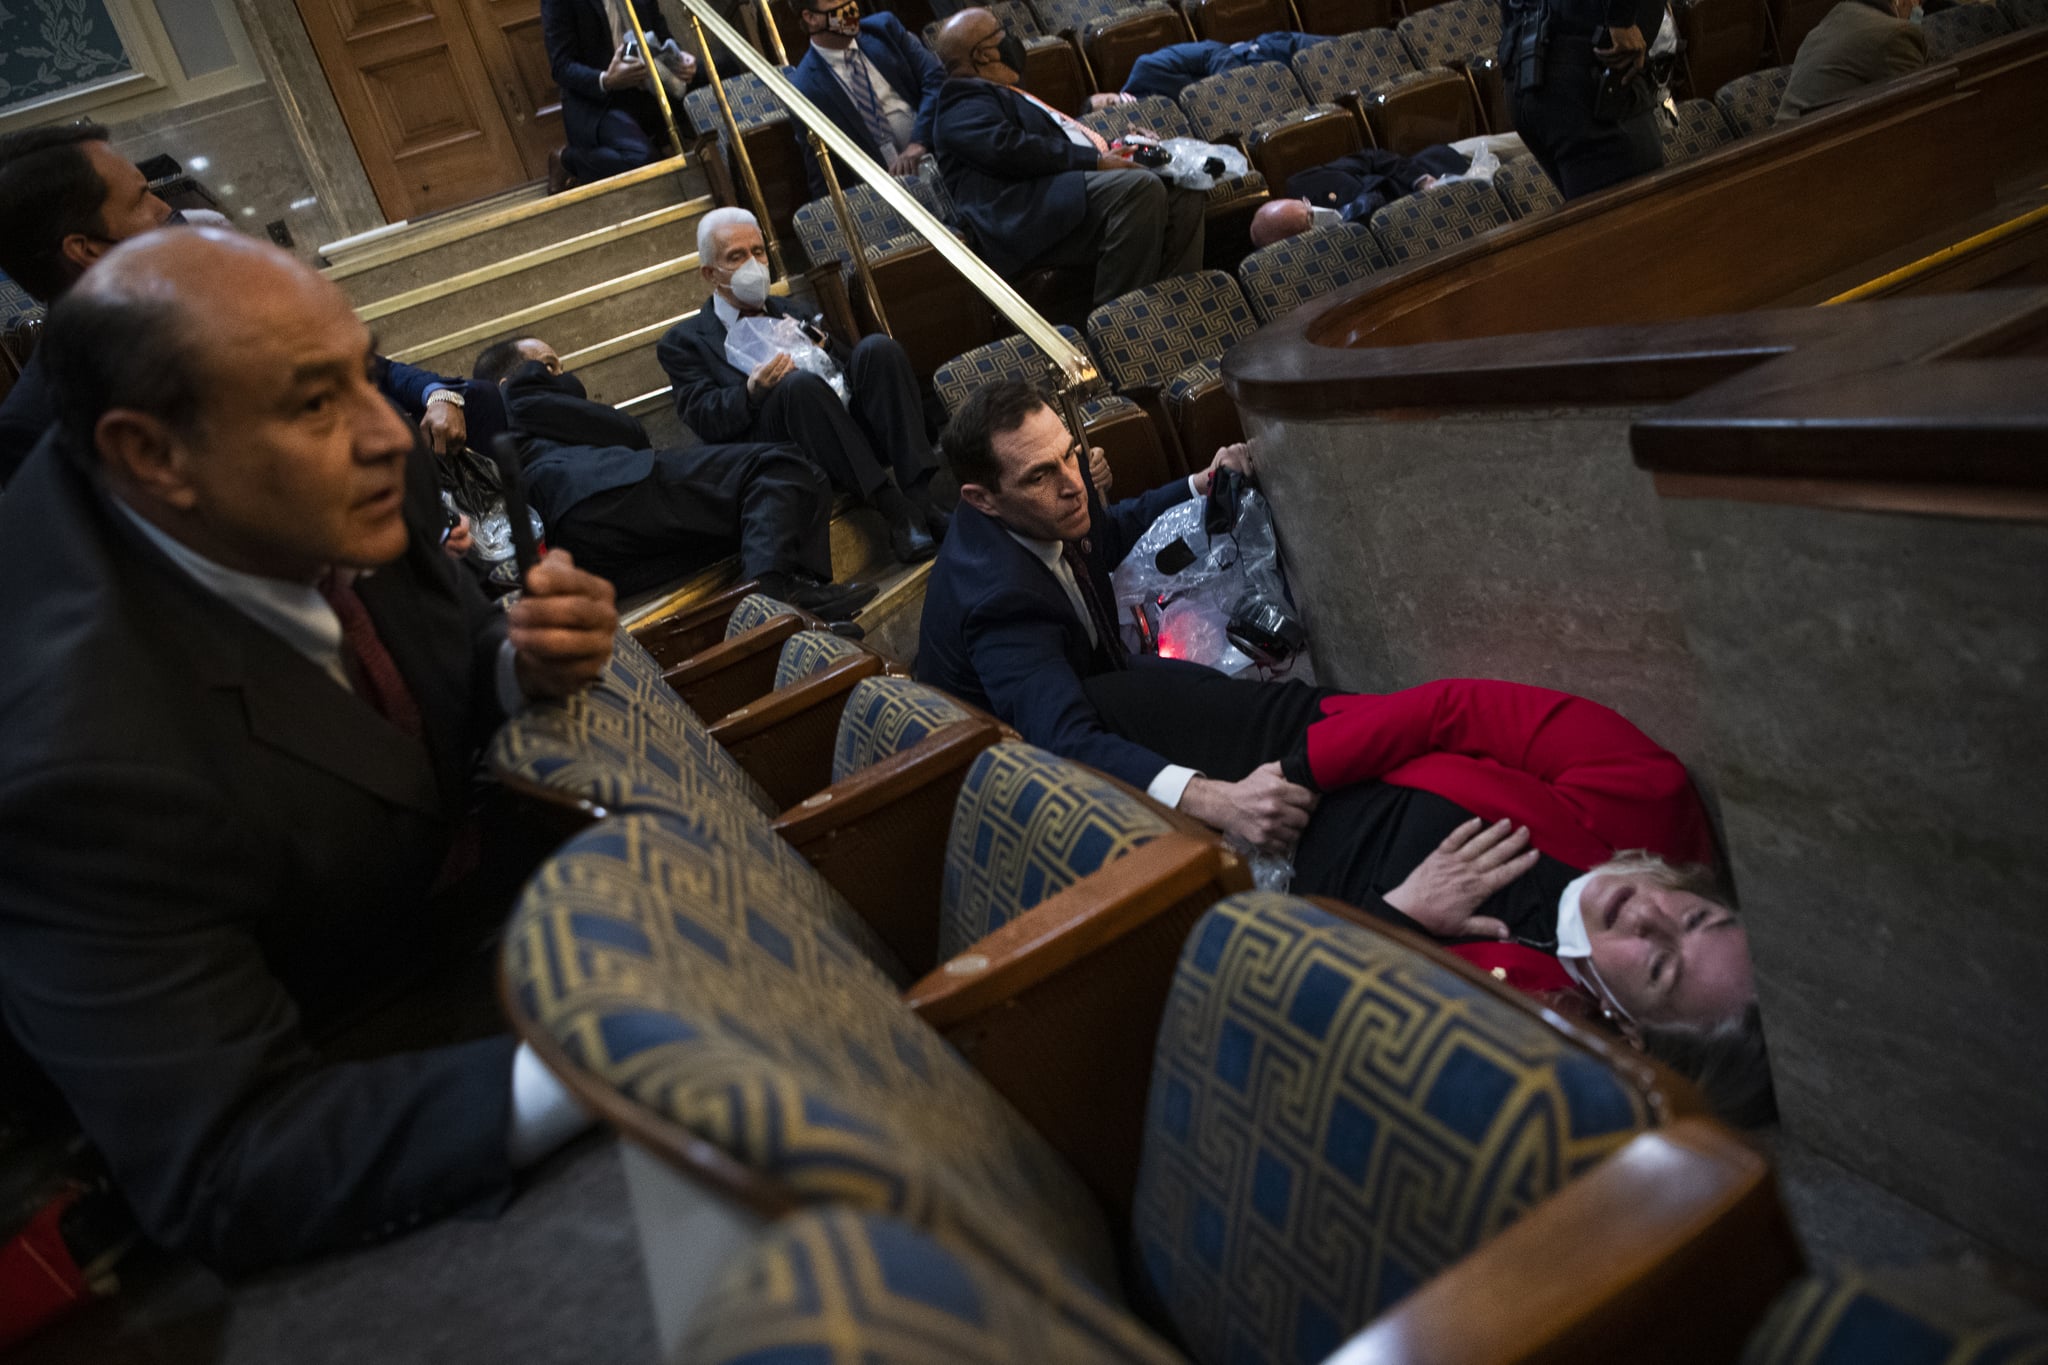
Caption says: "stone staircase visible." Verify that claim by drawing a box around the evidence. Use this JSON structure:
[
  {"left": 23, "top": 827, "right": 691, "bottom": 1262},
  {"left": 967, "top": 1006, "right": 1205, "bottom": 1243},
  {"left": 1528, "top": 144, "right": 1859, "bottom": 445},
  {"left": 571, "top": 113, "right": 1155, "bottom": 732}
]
[{"left": 319, "top": 156, "right": 933, "bottom": 646}]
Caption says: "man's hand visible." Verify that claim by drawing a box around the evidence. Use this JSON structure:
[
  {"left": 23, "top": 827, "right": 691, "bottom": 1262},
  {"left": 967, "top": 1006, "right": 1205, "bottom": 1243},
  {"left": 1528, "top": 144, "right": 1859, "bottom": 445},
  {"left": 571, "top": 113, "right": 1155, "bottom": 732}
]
[
  {"left": 888, "top": 142, "right": 930, "bottom": 175},
  {"left": 1179, "top": 761, "right": 1317, "bottom": 855},
  {"left": 442, "top": 514, "right": 473, "bottom": 559},
  {"left": 419, "top": 399, "right": 466, "bottom": 455},
  {"left": 1382, "top": 817, "right": 1540, "bottom": 940},
  {"left": 1097, "top": 153, "right": 1141, "bottom": 172},
  {"left": 656, "top": 41, "right": 698, "bottom": 80},
  {"left": 1595, "top": 23, "right": 1646, "bottom": 75},
  {"left": 747, "top": 352, "right": 795, "bottom": 397},
  {"left": 601, "top": 43, "right": 650, "bottom": 92},
  {"left": 509, "top": 548, "right": 618, "bottom": 700},
  {"left": 1194, "top": 441, "right": 1254, "bottom": 495},
  {"left": 1087, "top": 444, "right": 1113, "bottom": 497}
]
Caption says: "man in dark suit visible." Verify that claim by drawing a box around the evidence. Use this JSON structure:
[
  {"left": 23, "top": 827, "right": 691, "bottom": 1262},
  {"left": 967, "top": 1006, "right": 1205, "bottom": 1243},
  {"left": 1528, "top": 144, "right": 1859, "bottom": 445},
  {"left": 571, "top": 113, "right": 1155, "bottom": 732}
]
[
  {"left": 1498, "top": 0, "right": 1667, "bottom": 198},
  {"left": 542, "top": 0, "right": 698, "bottom": 188},
  {"left": 1775, "top": 0, "right": 1927, "bottom": 122},
  {"left": 789, "top": 0, "right": 948, "bottom": 198},
  {"left": 915, "top": 380, "right": 1314, "bottom": 851},
  {"left": 474, "top": 334, "right": 875, "bottom": 615},
  {"left": 656, "top": 206, "right": 944, "bottom": 564},
  {"left": 1248, "top": 143, "right": 1477, "bottom": 245},
  {"left": 0, "top": 228, "right": 618, "bottom": 1273},
  {"left": 1109, "top": 31, "right": 1328, "bottom": 101},
  {"left": 930, "top": 7, "right": 1205, "bottom": 307}
]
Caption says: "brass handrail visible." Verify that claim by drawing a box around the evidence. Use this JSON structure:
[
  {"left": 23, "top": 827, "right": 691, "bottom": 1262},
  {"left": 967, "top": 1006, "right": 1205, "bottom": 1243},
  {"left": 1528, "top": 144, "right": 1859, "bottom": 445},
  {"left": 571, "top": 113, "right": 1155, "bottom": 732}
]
[
  {"left": 672, "top": 0, "right": 1100, "bottom": 395},
  {"left": 619, "top": 0, "right": 688, "bottom": 164}
]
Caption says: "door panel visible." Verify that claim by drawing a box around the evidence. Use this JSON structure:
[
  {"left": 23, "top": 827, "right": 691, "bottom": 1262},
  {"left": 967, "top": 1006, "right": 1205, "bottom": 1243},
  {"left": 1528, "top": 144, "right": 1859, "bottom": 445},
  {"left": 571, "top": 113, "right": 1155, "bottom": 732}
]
[
  {"left": 293, "top": 0, "right": 537, "bottom": 219},
  {"left": 468, "top": 0, "right": 565, "bottom": 179}
]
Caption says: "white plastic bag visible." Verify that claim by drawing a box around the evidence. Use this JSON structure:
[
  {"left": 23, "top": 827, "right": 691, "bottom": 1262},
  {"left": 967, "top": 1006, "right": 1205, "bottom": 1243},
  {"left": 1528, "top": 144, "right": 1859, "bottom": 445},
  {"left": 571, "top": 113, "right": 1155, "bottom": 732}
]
[
  {"left": 1429, "top": 141, "right": 1501, "bottom": 187},
  {"left": 725, "top": 315, "right": 848, "bottom": 402},
  {"left": 1157, "top": 137, "right": 1249, "bottom": 191}
]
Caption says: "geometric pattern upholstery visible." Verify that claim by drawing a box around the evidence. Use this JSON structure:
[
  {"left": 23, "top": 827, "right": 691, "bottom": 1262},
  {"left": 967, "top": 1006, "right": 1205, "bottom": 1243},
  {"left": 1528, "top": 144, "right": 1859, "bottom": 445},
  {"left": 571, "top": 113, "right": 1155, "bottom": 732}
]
[
  {"left": 833, "top": 676, "right": 975, "bottom": 784},
  {"left": 503, "top": 810, "right": 1119, "bottom": 1284},
  {"left": 1176, "top": 61, "right": 1315, "bottom": 141},
  {"left": 685, "top": 72, "right": 793, "bottom": 141},
  {"left": 1396, "top": 0, "right": 1501, "bottom": 68},
  {"left": 939, "top": 742, "right": 1175, "bottom": 961},
  {"left": 1164, "top": 355, "right": 1224, "bottom": 420},
  {"left": 1291, "top": 27, "right": 1417, "bottom": 103},
  {"left": 681, "top": 1209, "right": 1180, "bottom": 1365},
  {"left": 1131, "top": 892, "right": 1654, "bottom": 1365},
  {"left": 932, "top": 323, "right": 1092, "bottom": 416},
  {"left": 1491, "top": 157, "right": 1564, "bottom": 219},
  {"left": 775, "top": 628, "right": 868, "bottom": 690},
  {"left": 793, "top": 171, "right": 960, "bottom": 270},
  {"left": 2001, "top": 0, "right": 2048, "bottom": 28},
  {"left": 1236, "top": 221, "right": 1386, "bottom": 322},
  {"left": 1715, "top": 66, "right": 1791, "bottom": 136},
  {"left": 1085, "top": 270, "right": 1260, "bottom": 391},
  {"left": 925, "top": 0, "right": 1048, "bottom": 42},
  {"left": 1921, "top": 0, "right": 2011, "bottom": 58},
  {"left": 609, "top": 628, "right": 702, "bottom": 722},
  {"left": 728, "top": 592, "right": 800, "bottom": 639},
  {"left": 1660, "top": 96, "right": 1737, "bottom": 163},
  {"left": 1741, "top": 1266, "right": 2048, "bottom": 1365},
  {"left": 1368, "top": 178, "right": 1511, "bottom": 263},
  {"left": 1036, "top": 0, "right": 1171, "bottom": 38}
]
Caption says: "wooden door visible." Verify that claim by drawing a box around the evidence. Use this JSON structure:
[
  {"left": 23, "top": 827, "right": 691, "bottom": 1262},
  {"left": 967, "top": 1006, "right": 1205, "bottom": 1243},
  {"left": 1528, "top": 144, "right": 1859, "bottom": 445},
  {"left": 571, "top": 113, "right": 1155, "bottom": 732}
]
[
  {"left": 292, "top": 0, "right": 540, "bottom": 220},
  {"left": 466, "top": 0, "right": 566, "bottom": 180}
]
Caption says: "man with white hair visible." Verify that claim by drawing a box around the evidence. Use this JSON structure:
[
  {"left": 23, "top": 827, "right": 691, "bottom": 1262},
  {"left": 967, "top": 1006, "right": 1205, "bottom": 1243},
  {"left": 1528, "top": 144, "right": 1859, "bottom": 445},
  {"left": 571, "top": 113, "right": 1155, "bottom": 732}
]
[{"left": 655, "top": 207, "right": 945, "bottom": 565}]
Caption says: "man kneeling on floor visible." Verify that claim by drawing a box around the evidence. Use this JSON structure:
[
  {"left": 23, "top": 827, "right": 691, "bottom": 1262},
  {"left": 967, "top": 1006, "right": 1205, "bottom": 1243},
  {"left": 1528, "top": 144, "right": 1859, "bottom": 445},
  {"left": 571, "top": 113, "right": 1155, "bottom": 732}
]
[
  {"left": 915, "top": 379, "right": 1317, "bottom": 851},
  {"left": 0, "top": 229, "right": 619, "bottom": 1273},
  {"left": 475, "top": 336, "right": 875, "bottom": 619}
]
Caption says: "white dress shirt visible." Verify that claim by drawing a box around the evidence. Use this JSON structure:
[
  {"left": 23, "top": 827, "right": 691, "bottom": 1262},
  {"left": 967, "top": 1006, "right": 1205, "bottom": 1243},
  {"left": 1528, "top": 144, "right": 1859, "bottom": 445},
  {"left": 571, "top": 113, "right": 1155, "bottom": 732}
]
[
  {"left": 813, "top": 42, "right": 917, "bottom": 159},
  {"left": 114, "top": 498, "right": 589, "bottom": 1168}
]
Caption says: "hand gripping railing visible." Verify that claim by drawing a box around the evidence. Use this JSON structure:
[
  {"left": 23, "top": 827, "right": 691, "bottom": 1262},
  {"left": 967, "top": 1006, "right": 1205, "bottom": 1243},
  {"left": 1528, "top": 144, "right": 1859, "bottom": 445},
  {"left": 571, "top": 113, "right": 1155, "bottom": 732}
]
[{"left": 668, "top": 0, "right": 1103, "bottom": 411}]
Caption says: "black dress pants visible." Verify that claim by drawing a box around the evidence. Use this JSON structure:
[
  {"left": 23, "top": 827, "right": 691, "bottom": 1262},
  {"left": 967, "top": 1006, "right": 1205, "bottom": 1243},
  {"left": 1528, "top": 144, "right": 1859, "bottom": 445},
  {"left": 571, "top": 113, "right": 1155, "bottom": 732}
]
[
  {"left": 550, "top": 441, "right": 832, "bottom": 598},
  {"left": 1083, "top": 660, "right": 1338, "bottom": 784},
  {"left": 752, "top": 335, "right": 939, "bottom": 499},
  {"left": 1507, "top": 43, "right": 1664, "bottom": 201}
]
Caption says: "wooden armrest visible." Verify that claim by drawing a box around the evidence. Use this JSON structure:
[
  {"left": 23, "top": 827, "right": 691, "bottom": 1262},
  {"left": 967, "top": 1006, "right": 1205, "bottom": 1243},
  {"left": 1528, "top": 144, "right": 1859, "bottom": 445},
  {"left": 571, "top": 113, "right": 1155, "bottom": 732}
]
[
  {"left": 630, "top": 579, "right": 762, "bottom": 667},
  {"left": 663, "top": 614, "right": 802, "bottom": 719},
  {"left": 906, "top": 833, "right": 1252, "bottom": 1224},
  {"left": 708, "top": 653, "right": 885, "bottom": 810},
  {"left": 1320, "top": 1118, "right": 1802, "bottom": 1365},
  {"left": 774, "top": 718, "right": 1004, "bottom": 974}
]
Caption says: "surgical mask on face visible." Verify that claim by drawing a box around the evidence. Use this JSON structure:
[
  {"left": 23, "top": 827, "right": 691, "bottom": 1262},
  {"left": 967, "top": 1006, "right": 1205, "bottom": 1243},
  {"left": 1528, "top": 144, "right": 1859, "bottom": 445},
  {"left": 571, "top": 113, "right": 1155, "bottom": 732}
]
[
  {"left": 1307, "top": 204, "right": 1343, "bottom": 229},
  {"left": 725, "top": 257, "right": 771, "bottom": 307},
  {"left": 1555, "top": 872, "right": 1638, "bottom": 1025}
]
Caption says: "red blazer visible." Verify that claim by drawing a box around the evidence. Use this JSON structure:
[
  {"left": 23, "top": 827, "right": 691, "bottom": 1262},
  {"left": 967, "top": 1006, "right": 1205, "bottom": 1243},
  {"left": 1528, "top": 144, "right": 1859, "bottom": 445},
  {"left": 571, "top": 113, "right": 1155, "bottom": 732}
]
[{"left": 1300, "top": 678, "right": 1718, "bottom": 872}]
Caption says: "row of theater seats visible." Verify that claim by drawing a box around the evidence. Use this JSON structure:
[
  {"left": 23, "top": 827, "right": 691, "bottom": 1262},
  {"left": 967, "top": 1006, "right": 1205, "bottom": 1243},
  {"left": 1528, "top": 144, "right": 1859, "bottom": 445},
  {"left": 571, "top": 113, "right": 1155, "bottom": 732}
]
[{"left": 485, "top": 585, "right": 2048, "bottom": 1364}]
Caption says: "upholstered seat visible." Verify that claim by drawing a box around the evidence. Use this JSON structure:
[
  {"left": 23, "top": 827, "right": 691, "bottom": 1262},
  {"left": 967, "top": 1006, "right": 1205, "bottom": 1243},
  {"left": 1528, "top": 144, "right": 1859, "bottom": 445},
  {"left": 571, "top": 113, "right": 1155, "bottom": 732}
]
[
  {"left": 1236, "top": 221, "right": 1385, "bottom": 322},
  {"left": 1742, "top": 1265, "right": 2048, "bottom": 1365},
  {"left": 773, "top": 629, "right": 869, "bottom": 690},
  {"left": 1661, "top": 96, "right": 1739, "bottom": 162},
  {"left": 683, "top": 72, "right": 792, "bottom": 141},
  {"left": 791, "top": 171, "right": 960, "bottom": 274},
  {"left": 1080, "top": 96, "right": 1270, "bottom": 207},
  {"left": 1368, "top": 178, "right": 1512, "bottom": 263},
  {"left": 1999, "top": 0, "right": 2047, "bottom": 28},
  {"left": 1395, "top": 0, "right": 1501, "bottom": 69},
  {"left": 1492, "top": 157, "right": 1564, "bottom": 219},
  {"left": 1084, "top": 5, "right": 1198, "bottom": 93},
  {"left": 832, "top": 676, "right": 976, "bottom": 783},
  {"left": 725, "top": 591, "right": 801, "bottom": 638},
  {"left": 1176, "top": 61, "right": 1318, "bottom": 143},
  {"left": 1715, "top": 66, "right": 1792, "bottom": 136},
  {"left": 1085, "top": 269, "right": 1259, "bottom": 463},
  {"left": 1290, "top": 27, "right": 1418, "bottom": 104},
  {"left": 1359, "top": 67, "right": 1480, "bottom": 154},
  {"left": 1921, "top": 0, "right": 2012, "bottom": 58},
  {"left": 1033, "top": 0, "right": 1173, "bottom": 39}
]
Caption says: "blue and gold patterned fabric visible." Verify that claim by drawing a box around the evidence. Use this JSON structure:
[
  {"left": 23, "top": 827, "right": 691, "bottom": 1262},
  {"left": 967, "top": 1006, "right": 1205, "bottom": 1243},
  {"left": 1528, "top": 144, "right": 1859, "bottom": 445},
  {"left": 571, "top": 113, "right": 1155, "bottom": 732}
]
[
  {"left": 1237, "top": 222, "right": 1385, "bottom": 322},
  {"left": 774, "top": 628, "right": 868, "bottom": 690},
  {"left": 684, "top": 71, "right": 796, "bottom": 144},
  {"left": 1290, "top": 28, "right": 1416, "bottom": 103},
  {"left": 1131, "top": 892, "right": 1654, "bottom": 1365},
  {"left": 932, "top": 324, "right": 1092, "bottom": 415},
  {"left": 1369, "top": 179, "right": 1511, "bottom": 264},
  {"left": 1163, "top": 356, "right": 1223, "bottom": 423},
  {"left": 506, "top": 810, "right": 1119, "bottom": 1287},
  {"left": 2001, "top": 0, "right": 2047, "bottom": 29},
  {"left": 1491, "top": 158, "right": 1563, "bottom": 220},
  {"left": 1086, "top": 270, "right": 1260, "bottom": 391},
  {"left": 792, "top": 173, "right": 960, "bottom": 271},
  {"left": 1922, "top": 0, "right": 2011, "bottom": 58},
  {"left": 1395, "top": 0, "right": 1500, "bottom": 68},
  {"left": 1715, "top": 66, "right": 1791, "bottom": 137},
  {"left": 938, "top": 742, "right": 1175, "bottom": 961},
  {"left": 833, "top": 676, "right": 975, "bottom": 783},
  {"left": 727, "top": 592, "right": 800, "bottom": 639},
  {"left": 1034, "top": 0, "right": 1170, "bottom": 37},
  {"left": 1175, "top": 61, "right": 1314, "bottom": 142},
  {"left": 681, "top": 1209, "right": 1182, "bottom": 1365},
  {"left": 1742, "top": 1267, "right": 2048, "bottom": 1365},
  {"left": 1660, "top": 97, "right": 1737, "bottom": 163}
]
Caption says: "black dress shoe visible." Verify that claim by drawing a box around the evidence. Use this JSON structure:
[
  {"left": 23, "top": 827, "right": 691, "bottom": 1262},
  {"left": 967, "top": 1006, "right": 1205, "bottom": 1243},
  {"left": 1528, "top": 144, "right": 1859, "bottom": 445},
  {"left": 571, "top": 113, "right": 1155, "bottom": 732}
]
[
  {"left": 889, "top": 510, "right": 937, "bottom": 564},
  {"left": 546, "top": 148, "right": 574, "bottom": 195},
  {"left": 784, "top": 577, "right": 879, "bottom": 622}
]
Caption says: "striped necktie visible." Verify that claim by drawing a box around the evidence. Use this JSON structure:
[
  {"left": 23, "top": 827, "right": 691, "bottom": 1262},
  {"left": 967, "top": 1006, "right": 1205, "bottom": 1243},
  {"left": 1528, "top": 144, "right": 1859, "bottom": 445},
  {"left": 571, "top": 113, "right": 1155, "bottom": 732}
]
[{"left": 842, "top": 51, "right": 896, "bottom": 156}]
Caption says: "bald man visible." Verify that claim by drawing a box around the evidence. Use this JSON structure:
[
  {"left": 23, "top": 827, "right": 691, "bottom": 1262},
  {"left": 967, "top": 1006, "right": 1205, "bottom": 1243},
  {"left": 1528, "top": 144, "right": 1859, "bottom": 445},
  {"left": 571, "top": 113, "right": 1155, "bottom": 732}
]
[
  {"left": 0, "top": 229, "right": 617, "bottom": 1273},
  {"left": 930, "top": 6, "right": 1203, "bottom": 306}
]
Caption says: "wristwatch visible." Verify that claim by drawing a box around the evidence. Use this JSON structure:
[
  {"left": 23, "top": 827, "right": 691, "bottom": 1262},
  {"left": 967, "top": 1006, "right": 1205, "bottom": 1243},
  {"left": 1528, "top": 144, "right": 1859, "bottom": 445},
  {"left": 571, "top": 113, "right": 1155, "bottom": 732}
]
[{"left": 426, "top": 387, "right": 465, "bottom": 409}]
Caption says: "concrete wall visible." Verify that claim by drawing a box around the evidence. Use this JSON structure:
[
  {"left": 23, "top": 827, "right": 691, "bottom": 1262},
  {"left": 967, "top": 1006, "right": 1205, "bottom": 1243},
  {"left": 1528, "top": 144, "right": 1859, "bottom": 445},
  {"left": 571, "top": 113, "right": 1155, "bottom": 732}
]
[{"left": 1658, "top": 495, "right": 2048, "bottom": 1270}]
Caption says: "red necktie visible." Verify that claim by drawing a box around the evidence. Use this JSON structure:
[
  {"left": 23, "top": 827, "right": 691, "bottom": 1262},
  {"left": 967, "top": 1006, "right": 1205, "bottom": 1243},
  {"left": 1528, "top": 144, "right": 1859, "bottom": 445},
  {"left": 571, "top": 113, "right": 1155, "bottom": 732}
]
[{"left": 320, "top": 572, "right": 424, "bottom": 740}]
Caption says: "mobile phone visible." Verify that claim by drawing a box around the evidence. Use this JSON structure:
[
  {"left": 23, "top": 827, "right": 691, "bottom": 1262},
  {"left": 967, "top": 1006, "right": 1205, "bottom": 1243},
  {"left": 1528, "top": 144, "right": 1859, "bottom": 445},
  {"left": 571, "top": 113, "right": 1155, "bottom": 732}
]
[{"left": 489, "top": 434, "right": 540, "bottom": 586}]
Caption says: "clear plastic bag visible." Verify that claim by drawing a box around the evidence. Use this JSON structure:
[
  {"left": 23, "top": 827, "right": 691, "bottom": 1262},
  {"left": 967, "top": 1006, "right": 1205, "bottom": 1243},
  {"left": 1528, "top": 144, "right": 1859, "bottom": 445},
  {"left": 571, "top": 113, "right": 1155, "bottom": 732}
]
[
  {"left": 1157, "top": 137, "right": 1249, "bottom": 191},
  {"left": 725, "top": 315, "right": 848, "bottom": 402}
]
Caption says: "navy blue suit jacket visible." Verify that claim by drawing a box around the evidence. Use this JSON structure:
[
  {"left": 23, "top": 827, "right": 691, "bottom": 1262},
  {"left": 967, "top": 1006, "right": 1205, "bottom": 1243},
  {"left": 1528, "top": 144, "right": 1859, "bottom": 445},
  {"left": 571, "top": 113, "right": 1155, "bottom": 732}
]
[
  {"left": 932, "top": 78, "right": 1099, "bottom": 277},
  {"left": 542, "top": 0, "right": 677, "bottom": 146},
  {"left": 792, "top": 15, "right": 947, "bottom": 199},
  {"left": 914, "top": 477, "right": 1196, "bottom": 790}
]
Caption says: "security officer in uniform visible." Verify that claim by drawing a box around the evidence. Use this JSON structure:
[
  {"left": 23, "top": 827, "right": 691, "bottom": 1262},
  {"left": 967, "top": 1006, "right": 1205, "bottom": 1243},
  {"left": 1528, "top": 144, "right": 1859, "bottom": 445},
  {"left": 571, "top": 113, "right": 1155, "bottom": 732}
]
[{"left": 1499, "top": 0, "right": 1667, "bottom": 199}]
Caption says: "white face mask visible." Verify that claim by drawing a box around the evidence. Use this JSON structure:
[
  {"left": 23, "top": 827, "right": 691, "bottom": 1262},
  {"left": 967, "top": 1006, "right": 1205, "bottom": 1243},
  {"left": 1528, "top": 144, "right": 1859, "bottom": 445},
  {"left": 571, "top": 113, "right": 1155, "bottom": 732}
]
[
  {"left": 1555, "top": 872, "right": 1638, "bottom": 1025},
  {"left": 1307, "top": 204, "right": 1344, "bottom": 229},
  {"left": 725, "top": 257, "right": 770, "bottom": 307}
]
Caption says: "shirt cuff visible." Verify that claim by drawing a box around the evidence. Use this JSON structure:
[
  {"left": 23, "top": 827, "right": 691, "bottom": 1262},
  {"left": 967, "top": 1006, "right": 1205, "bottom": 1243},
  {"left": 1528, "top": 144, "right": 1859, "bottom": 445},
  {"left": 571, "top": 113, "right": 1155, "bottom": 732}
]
[
  {"left": 507, "top": 1041, "right": 595, "bottom": 1168},
  {"left": 1148, "top": 763, "right": 1199, "bottom": 810},
  {"left": 496, "top": 638, "right": 526, "bottom": 714},
  {"left": 1187, "top": 473, "right": 1205, "bottom": 499}
]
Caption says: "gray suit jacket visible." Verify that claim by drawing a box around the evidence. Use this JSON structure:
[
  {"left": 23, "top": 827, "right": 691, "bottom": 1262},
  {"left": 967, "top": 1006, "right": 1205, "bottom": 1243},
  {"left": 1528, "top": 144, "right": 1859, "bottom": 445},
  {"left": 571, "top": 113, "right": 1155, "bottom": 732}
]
[{"left": 1777, "top": 0, "right": 1928, "bottom": 122}]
